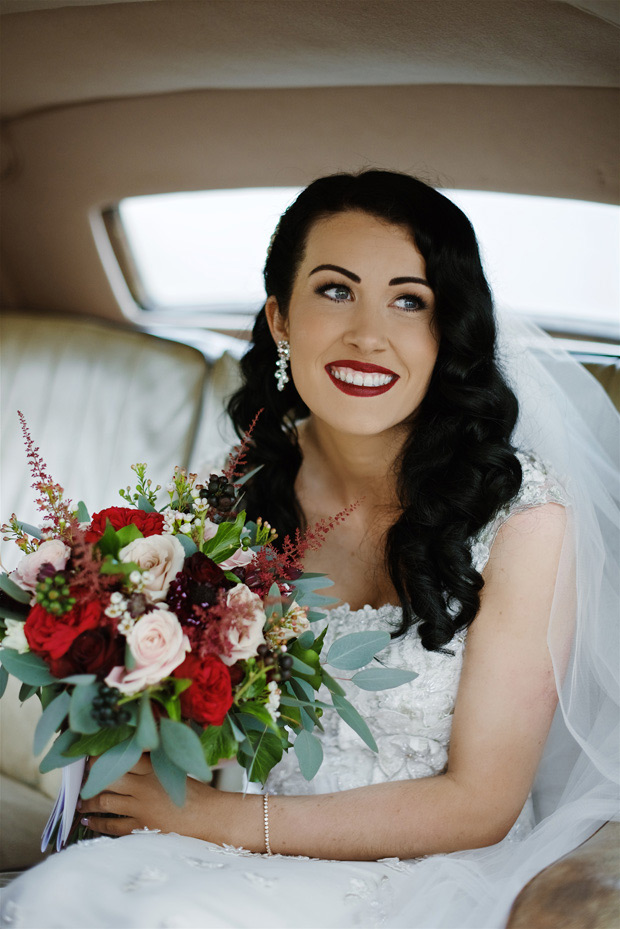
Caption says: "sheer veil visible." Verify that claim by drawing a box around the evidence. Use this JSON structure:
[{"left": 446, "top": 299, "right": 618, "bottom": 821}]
[{"left": 395, "top": 314, "right": 620, "bottom": 929}]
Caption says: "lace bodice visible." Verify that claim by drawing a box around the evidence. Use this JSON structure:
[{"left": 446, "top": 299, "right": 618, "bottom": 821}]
[{"left": 266, "top": 450, "right": 568, "bottom": 811}]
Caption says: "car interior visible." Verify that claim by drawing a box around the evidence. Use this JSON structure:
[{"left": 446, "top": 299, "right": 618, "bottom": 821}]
[{"left": 0, "top": 1, "right": 618, "bottom": 924}]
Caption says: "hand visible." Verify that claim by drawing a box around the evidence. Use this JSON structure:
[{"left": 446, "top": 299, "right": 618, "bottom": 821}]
[{"left": 78, "top": 753, "right": 223, "bottom": 841}]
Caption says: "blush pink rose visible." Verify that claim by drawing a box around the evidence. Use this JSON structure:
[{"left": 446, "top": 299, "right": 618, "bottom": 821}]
[
  {"left": 105, "top": 609, "right": 190, "bottom": 695},
  {"left": 218, "top": 546, "right": 255, "bottom": 571},
  {"left": 118, "top": 534, "right": 185, "bottom": 601},
  {"left": 220, "top": 583, "right": 266, "bottom": 666},
  {"left": 11, "top": 539, "right": 71, "bottom": 592}
]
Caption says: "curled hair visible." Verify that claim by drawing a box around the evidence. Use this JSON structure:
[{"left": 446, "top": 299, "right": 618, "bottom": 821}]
[{"left": 227, "top": 170, "right": 521, "bottom": 650}]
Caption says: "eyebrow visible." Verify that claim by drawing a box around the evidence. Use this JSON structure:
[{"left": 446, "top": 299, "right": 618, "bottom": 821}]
[{"left": 308, "top": 264, "right": 429, "bottom": 287}]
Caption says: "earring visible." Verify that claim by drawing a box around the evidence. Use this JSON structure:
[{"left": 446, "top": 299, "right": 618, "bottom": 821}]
[{"left": 275, "top": 340, "right": 290, "bottom": 392}]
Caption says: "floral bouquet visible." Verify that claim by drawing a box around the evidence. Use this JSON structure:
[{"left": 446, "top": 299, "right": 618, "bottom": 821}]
[{"left": 0, "top": 414, "right": 416, "bottom": 851}]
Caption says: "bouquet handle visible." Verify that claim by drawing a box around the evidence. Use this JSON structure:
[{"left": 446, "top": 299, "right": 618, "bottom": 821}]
[{"left": 41, "top": 758, "right": 85, "bottom": 852}]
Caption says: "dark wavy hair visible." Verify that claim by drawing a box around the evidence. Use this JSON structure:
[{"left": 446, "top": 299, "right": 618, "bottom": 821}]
[{"left": 227, "top": 170, "right": 522, "bottom": 650}]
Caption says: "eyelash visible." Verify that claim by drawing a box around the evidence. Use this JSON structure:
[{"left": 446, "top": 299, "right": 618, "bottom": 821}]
[{"left": 314, "top": 282, "right": 428, "bottom": 312}]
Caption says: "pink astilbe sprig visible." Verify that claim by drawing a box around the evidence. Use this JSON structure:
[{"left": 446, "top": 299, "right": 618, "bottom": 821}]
[
  {"left": 69, "top": 523, "right": 115, "bottom": 607},
  {"left": 17, "top": 411, "right": 75, "bottom": 539},
  {"left": 224, "top": 409, "right": 263, "bottom": 483},
  {"left": 249, "top": 502, "right": 359, "bottom": 597}
]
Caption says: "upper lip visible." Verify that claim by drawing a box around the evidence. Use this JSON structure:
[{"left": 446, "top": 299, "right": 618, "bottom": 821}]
[{"left": 326, "top": 359, "right": 398, "bottom": 377}]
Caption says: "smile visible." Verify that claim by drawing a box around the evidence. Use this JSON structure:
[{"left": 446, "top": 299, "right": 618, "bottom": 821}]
[{"left": 325, "top": 360, "right": 399, "bottom": 397}]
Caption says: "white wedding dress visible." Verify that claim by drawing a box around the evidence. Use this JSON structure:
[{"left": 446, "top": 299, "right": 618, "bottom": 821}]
[{"left": 0, "top": 452, "right": 577, "bottom": 929}]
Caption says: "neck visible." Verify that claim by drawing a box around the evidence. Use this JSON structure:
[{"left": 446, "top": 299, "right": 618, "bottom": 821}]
[{"left": 298, "top": 416, "right": 406, "bottom": 510}]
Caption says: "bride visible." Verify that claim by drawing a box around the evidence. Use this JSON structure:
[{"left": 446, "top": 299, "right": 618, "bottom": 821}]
[{"left": 1, "top": 170, "right": 618, "bottom": 928}]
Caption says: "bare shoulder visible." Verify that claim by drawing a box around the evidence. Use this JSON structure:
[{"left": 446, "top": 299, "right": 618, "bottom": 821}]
[{"left": 482, "top": 501, "right": 568, "bottom": 587}]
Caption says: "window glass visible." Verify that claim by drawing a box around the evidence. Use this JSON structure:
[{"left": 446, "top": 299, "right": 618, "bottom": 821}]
[{"left": 117, "top": 188, "right": 619, "bottom": 338}]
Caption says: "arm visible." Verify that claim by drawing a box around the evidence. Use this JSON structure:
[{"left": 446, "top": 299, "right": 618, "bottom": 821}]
[{"left": 81, "top": 503, "right": 568, "bottom": 860}]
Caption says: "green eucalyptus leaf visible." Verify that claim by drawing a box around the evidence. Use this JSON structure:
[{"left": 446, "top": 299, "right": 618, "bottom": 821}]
[
  {"left": 0, "top": 574, "right": 31, "bottom": 604},
  {"left": 321, "top": 670, "right": 345, "bottom": 696},
  {"left": 226, "top": 714, "right": 246, "bottom": 743},
  {"left": 351, "top": 667, "right": 418, "bottom": 691},
  {"left": 289, "top": 655, "right": 316, "bottom": 676},
  {"left": 69, "top": 682, "right": 100, "bottom": 734},
  {"left": 295, "top": 630, "right": 315, "bottom": 650},
  {"left": 34, "top": 690, "right": 71, "bottom": 755},
  {"left": 237, "top": 701, "right": 279, "bottom": 733},
  {"left": 0, "top": 603, "right": 28, "bottom": 621},
  {"left": 0, "top": 664, "right": 8, "bottom": 698},
  {"left": 294, "top": 729, "right": 324, "bottom": 780},
  {"left": 160, "top": 717, "right": 212, "bottom": 782},
  {"left": 76, "top": 502, "right": 90, "bottom": 523},
  {"left": 39, "top": 729, "right": 81, "bottom": 772},
  {"left": 0, "top": 648, "right": 55, "bottom": 685},
  {"left": 176, "top": 534, "right": 198, "bottom": 557},
  {"left": 326, "top": 631, "right": 391, "bottom": 670},
  {"left": 332, "top": 694, "right": 378, "bottom": 752},
  {"left": 19, "top": 682, "right": 39, "bottom": 702},
  {"left": 151, "top": 742, "right": 186, "bottom": 806},
  {"left": 137, "top": 496, "right": 155, "bottom": 513},
  {"left": 136, "top": 693, "right": 159, "bottom": 750},
  {"left": 80, "top": 735, "right": 143, "bottom": 799},
  {"left": 60, "top": 674, "right": 96, "bottom": 685}
]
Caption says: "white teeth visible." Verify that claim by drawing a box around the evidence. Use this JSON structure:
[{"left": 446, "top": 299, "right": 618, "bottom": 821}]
[{"left": 329, "top": 366, "right": 394, "bottom": 387}]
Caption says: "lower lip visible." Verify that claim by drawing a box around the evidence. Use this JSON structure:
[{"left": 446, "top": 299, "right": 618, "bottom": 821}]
[{"left": 326, "top": 368, "right": 399, "bottom": 397}]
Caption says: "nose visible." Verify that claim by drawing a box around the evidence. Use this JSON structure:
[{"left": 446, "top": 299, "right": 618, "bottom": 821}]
[{"left": 342, "top": 302, "right": 387, "bottom": 355}]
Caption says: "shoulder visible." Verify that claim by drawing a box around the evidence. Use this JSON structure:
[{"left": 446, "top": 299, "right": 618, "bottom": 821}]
[{"left": 470, "top": 449, "right": 569, "bottom": 574}]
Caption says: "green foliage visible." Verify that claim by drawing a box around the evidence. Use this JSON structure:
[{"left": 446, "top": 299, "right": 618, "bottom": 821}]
[
  {"left": 332, "top": 694, "right": 378, "bottom": 752},
  {"left": 80, "top": 735, "right": 142, "bottom": 799},
  {"left": 351, "top": 667, "right": 418, "bottom": 690},
  {"left": 0, "top": 574, "right": 32, "bottom": 604},
  {"left": 34, "top": 690, "right": 71, "bottom": 755},
  {"left": 202, "top": 511, "right": 246, "bottom": 563},
  {"left": 326, "top": 630, "right": 391, "bottom": 670},
  {"left": 200, "top": 717, "right": 238, "bottom": 767},
  {"left": 136, "top": 693, "right": 159, "bottom": 751},
  {"left": 39, "top": 729, "right": 80, "bottom": 772},
  {"left": 63, "top": 724, "right": 135, "bottom": 758},
  {"left": 151, "top": 743, "right": 186, "bottom": 807},
  {"left": 0, "top": 665, "right": 8, "bottom": 698},
  {"left": 118, "top": 463, "right": 161, "bottom": 508},
  {"left": 0, "top": 648, "right": 56, "bottom": 685},
  {"left": 159, "top": 717, "right": 212, "bottom": 782},
  {"left": 237, "top": 727, "right": 283, "bottom": 784},
  {"left": 69, "top": 682, "right": 100, "bottom": 734},
  {"left": 19, "top": 683, "right": 39, "bottom": 702},
  {"left": 76, "top": 502, "right": 90, "bottom": 522},
  {"left": 294, "top": 729, "right": 324, "bottom": 780}
]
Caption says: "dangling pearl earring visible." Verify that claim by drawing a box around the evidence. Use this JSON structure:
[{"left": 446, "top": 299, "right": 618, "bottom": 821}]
[{"left": 275, "top": 340, "right": 290, "bottom": 392}]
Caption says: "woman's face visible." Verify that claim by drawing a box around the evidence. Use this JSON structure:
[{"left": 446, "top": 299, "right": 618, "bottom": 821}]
[{"left": 266, "top": 210, "right": 440, "bottom": 439}]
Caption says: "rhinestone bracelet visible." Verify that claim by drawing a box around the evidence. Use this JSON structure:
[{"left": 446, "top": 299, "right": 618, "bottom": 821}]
[{"left": 263, "top": 792, "right": 273, "bottom": 856}]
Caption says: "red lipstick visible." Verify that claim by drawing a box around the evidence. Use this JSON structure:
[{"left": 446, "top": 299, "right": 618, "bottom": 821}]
[{"left": 325, "top": 360, "right": 399, "bottom": 397}]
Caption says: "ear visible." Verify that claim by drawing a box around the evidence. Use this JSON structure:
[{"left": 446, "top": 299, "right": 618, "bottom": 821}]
[{"left": 265, "top": 295, "right": 289, "bottom": 344}]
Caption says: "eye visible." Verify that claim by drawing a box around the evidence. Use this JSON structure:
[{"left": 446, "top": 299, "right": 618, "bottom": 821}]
[
  {"left": 315, "top": 283, "right": 352, "bottom": 302},
  {"left": 393, "top": 293, "right": 428, "bottom": 312}
]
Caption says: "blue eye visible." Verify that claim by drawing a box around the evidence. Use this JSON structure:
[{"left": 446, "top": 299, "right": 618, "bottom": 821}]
[
  {"left": 316, "top": 283, "right": 351, "bottom": 302},
  {"left": 394, "top": 294, "right": 427, "bottom": 312}
]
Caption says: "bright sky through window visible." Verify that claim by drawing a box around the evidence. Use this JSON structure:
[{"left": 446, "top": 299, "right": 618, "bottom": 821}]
[{"left": 119, "top": 188, "right": 619, "bottom": 337}]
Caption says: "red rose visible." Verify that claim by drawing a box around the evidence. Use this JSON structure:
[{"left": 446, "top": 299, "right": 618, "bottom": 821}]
[
  {"left": 175, "top": 654, "right": 233, "bottom": 727},
  {"left": 49, "top": 628, "right": 123, "bottom": 680},
  {"left": 25, "top": 601, "right": 102, "bottom": 664},
  {"left": 84, "top": 507, "right": 164, "bottom": 543}
]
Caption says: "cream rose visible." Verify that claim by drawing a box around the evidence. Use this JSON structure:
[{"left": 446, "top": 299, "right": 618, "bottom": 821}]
[
  {"left": 105, "top": 609, "right": 190, "bottom": 695},
  {"left": 220, "top": 583, "right": 267, "bottom": 666},
  {"left": 10, "top": 539, "right": 70, "bottom": 593},
  {"left": 118, "top": 534, "right": 185, "bottom": 601}
]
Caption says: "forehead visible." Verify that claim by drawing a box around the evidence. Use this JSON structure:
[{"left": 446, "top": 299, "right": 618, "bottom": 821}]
[{"left": 300, "top": 210, "right": 426, "bottom": 271}]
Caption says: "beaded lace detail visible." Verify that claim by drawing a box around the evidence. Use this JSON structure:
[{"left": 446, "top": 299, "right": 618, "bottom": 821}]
[{"left": 266, "top": 450, "right": 568, "bottom": 842}]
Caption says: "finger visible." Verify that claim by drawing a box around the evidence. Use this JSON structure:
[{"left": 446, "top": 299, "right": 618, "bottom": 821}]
[
  {"left": 80, "top": 791, "right": 131, "bottom": 817},
  {"left": 82, "top": 815, "right": 138, "bottom": 838}
]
